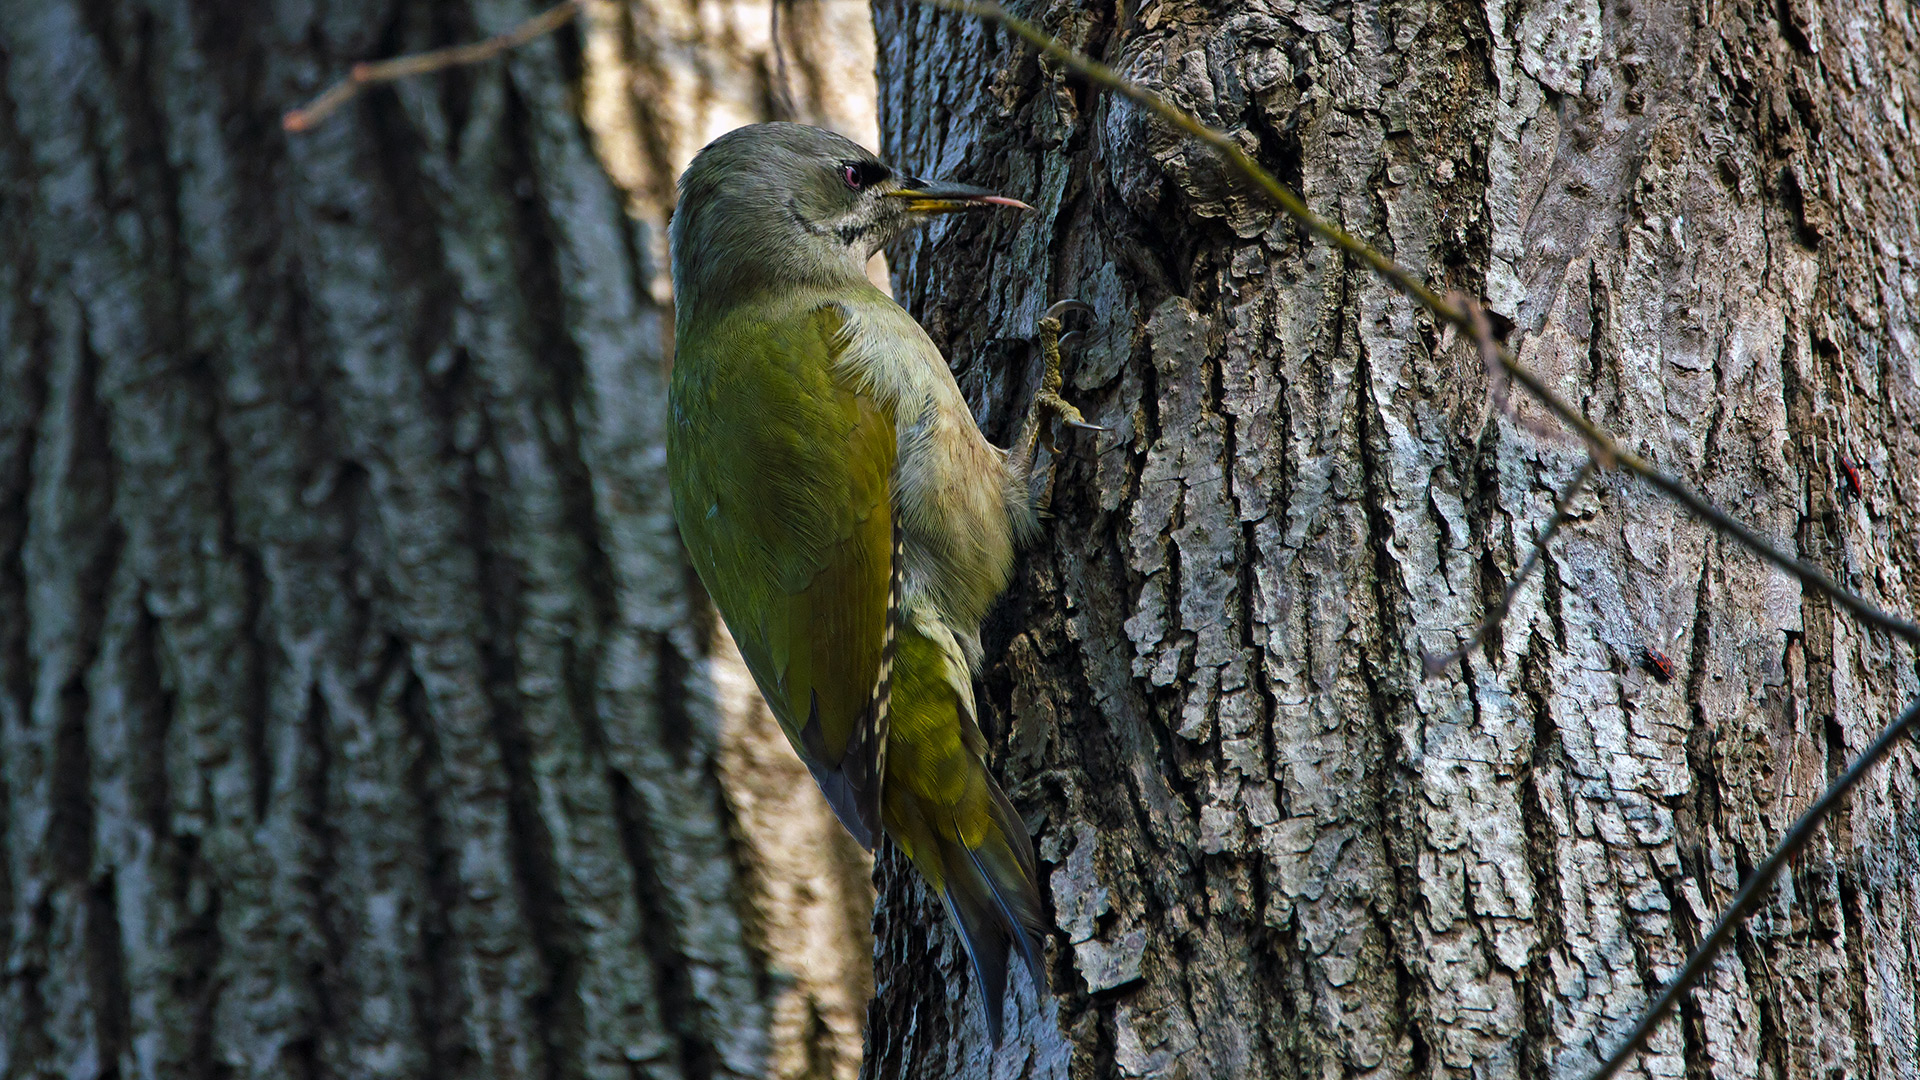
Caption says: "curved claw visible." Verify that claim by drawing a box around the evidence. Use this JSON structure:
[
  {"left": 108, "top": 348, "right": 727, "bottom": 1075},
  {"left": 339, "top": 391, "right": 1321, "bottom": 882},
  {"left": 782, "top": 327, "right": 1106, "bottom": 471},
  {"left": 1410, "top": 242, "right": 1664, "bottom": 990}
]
[
  {"left": 1022, "top": 299, "right": 1103, "bottom": 461},
  {"left": 1057, "top": 330, "right": 1083, "bottom": 352},
  {"left": 1043, "top": 299, "right": 1094, "bottom": 322},
  {"left": 1035, "top": 391, "right": 1105, "bottom": 434}
]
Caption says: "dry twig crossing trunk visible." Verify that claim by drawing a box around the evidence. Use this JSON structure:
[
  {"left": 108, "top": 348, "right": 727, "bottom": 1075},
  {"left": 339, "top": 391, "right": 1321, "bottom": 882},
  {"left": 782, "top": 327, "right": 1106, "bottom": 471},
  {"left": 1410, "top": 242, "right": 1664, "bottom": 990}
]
[
  {"left": 864, "top": 1, "right": 1920, "bottom": 1077},
  {"left": 0, "top": 2, "right": 876, "bottom": 1078}
]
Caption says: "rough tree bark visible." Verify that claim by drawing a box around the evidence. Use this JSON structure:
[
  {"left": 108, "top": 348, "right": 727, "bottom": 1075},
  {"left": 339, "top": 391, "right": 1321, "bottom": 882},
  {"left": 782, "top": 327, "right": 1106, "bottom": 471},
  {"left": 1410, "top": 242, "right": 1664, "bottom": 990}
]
[
  {"left": 866, "top": 1, "right": 1920, "bottom": 1078},
  {"left": 0, "top": 2, "right": 874, "bottom": 1079}
]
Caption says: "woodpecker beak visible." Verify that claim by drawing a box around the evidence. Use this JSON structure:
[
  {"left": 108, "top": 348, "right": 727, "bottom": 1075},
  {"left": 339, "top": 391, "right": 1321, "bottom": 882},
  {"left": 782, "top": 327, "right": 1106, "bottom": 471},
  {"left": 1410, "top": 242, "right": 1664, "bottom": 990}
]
[{"left": 886, "top": 178, "right": 1032, "bottom": 214}]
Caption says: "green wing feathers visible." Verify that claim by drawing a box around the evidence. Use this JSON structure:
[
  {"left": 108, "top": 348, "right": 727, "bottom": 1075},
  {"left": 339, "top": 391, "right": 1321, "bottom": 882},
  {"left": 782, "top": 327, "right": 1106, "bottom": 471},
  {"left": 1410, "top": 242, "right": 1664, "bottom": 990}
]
[
  {"left": 884, "top": 617, "right": 1049, "bottom": 1044},
  {"left": 671, "top": 298, "right": 1047, "bottom": 1041},
  {"left": 669, "top": 303, "right": 897, "bottom": 847}
]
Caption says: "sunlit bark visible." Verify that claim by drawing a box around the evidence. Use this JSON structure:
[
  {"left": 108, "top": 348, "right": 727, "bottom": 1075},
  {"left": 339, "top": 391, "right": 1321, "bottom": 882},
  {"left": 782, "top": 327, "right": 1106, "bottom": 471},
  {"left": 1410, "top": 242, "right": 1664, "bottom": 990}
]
[{"left": 864, "top": 2, "right": 1920, "bottom": 1077}]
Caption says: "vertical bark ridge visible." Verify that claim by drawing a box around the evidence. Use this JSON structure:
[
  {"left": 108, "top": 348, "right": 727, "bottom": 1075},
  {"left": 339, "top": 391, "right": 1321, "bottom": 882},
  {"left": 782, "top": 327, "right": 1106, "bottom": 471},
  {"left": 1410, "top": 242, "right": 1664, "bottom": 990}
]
[
  {"left": 174, "top": 352, "right": 277, "bottom": 827},
  {"left": 444, "top": 75, "right": 593, "bottom": 1080},
  {"left": 0, "top": 48, "right": 49, "bottom": 1067},
  {"left": 871, "top": 0, "right": 1920, "bottom": 1076},
  {"left": 120, "top": 595, "right": 213, "bottom": 1079},
  {"left": 70, "top": 0, "right": 191, "bottom": 344},
  {"left": 289, "top": 681, "right": 342, "bottom": 1080},
  {"left": 347, "top": 53, "right": 567, "bottom": 1079},
  {"left": 177, "top": 848, "right": 228, "bottom": 1080},
  {"left": 444, "top": 276, "right": 592, "bottom": 1080},
  {"left": 599, "top": 1, "right": 683, "bottom": 214},
  {"left": 32, "top": 302, "right": 127, "bottom": 1076},
  {"left": 1351, "top": 267, "right": 1424, "bottom": 1080},
  {"left": 83, "top": 871, "right": 134, "bottom": 1080},
  {"left": 1515, "top": 628, "right": 1566, "bottom": 1080},
  {"left": 396, "top": 664, "right": 483, "bottom": 1079},
  {"left": 494, "top": 71, "right": 620, "bottom": 620},
  {"left": 605, "top": 762, "right": 720, "bottom": 1080}
]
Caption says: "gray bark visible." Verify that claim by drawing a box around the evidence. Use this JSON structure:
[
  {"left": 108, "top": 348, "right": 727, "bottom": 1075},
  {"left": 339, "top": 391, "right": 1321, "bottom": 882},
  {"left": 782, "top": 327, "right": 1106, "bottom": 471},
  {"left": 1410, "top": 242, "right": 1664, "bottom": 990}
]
[
  {"left": 867, "top": 1, "right": 1920, "bottom": 1078},
  {"left": 0, "top": 3, "right": 870, "bottom": 1078}
]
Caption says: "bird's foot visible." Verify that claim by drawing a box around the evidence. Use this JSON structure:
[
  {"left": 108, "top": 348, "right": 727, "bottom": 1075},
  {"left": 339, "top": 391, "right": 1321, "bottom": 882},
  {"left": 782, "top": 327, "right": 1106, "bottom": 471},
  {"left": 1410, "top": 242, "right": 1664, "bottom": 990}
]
[
  {"left": 1029, "top": 300, "right": 1105, "bottom": 455},
  {"left": 1008, "top": 300, "right": 1103, "bottom": 500}
]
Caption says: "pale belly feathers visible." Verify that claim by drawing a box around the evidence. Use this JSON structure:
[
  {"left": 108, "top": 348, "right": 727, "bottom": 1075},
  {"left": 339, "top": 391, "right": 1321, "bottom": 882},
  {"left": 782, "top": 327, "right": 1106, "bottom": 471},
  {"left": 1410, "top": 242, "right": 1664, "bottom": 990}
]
[{"left": 826, "top": 294, "right": 1033, "bottom": 667}]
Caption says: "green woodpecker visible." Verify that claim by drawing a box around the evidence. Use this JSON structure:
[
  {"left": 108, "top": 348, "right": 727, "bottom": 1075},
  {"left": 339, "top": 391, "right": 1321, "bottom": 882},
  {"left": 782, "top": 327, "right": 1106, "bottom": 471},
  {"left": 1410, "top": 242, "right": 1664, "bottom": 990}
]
[{"left": 666, "top": 123, "right": 1094, "bottom": 1041}]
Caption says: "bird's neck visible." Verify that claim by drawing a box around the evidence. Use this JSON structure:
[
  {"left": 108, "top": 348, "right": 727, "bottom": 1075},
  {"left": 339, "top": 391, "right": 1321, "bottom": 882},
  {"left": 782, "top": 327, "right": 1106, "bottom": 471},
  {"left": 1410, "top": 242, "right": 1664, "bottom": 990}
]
[
  {"left": 672, "top": 258, "right": 880, "bottom": 345},
  {"left": 670, "top": 199, "right": 876, "bottom": 334}
]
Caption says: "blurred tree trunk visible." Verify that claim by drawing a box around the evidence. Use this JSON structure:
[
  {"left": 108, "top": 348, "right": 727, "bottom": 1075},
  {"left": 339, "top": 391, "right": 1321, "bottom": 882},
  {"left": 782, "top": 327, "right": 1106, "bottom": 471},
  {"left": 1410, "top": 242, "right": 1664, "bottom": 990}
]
[
  {"left": 580, "top": 0, "right": 886, "bottom": 1073},
  {"left": 865, "top": 1, "right": 1920, "bottom": 1078},
  {"left": 0, "top": 2, "right": 874, "bottom": 1079}
]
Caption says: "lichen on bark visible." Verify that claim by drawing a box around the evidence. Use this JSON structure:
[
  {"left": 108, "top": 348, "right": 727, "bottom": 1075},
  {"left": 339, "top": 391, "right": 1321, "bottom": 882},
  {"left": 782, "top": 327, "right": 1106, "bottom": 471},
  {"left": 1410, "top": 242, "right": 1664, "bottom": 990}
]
[{"left": 864, "top": 1, "right": 1920, "bottom": 1078}]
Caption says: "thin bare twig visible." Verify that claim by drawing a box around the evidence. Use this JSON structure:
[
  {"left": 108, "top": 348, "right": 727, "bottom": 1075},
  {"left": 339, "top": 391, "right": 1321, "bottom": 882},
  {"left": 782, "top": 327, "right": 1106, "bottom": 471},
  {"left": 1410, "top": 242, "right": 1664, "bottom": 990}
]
[
  {"left": 1584, "top": 695, "right": 1920, "bottom": 1080},
  {"left": 928, "top": 0, "right": 1920, "bottom": 648},
  {"left": 1465, "top": 292, "right": 1510, "bottom": 417},
  {"left": 1423, "top": 459, "right": 1595, "bottom": 676},
  {"left": 283, "top": 0, "right": 583, "bottom": 132}
]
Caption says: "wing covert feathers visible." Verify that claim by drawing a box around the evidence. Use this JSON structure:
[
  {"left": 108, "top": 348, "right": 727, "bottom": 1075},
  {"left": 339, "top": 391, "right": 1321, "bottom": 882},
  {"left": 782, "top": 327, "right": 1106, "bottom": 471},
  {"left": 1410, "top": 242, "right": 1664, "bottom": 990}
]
[{"left": 668, "top": 298, "right": 898, "bottom": 851}]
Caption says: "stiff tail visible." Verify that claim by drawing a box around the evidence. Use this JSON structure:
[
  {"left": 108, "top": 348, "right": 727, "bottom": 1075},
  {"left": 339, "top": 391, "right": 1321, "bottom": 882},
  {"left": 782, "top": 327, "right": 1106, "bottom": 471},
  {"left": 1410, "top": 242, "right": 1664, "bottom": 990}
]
[
  {"left": 883, "top": 621, "right": 1049, "bottom": 1044},
  {"left": 926, "top": 777, "right": 1049, "bottom": 1044}
]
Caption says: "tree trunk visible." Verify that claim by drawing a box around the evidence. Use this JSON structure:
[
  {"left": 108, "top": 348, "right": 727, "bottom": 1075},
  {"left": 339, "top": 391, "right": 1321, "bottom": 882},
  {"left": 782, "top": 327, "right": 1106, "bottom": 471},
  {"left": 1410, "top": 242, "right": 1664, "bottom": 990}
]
[
  {"left": 0, "top": 2, "right": 874, "bottom": 1078},
  {"left": 866, "top": 1, "right": 1920, "bottom": 1078},
  {"left": 580, "top": 0, "right": 887, "bottom": 1073}
]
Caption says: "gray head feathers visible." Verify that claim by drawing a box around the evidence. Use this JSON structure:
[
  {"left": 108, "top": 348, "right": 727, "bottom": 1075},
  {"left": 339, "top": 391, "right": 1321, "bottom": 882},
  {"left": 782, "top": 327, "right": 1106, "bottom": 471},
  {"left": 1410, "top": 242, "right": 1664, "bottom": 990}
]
[{"left": 670, "top": 123, "right": 908, "bottom": 327}]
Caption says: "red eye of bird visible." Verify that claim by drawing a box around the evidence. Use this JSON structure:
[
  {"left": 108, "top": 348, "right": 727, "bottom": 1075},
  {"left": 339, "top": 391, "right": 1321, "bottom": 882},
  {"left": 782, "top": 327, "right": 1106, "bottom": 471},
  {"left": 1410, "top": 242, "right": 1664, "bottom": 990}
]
[{"left": 841, "top": 161, "right": 890, "bottom": 191}]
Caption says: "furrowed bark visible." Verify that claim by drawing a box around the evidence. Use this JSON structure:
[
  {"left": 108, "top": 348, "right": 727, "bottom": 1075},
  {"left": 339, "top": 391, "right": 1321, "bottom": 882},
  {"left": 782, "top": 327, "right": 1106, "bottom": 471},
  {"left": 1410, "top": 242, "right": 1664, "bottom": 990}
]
[
  {"left": 865, "top": 1, "right": 1920, "bottom": 1077},
  {"left": 0, "top": 2, "right": 873, "bottom": 1078}
]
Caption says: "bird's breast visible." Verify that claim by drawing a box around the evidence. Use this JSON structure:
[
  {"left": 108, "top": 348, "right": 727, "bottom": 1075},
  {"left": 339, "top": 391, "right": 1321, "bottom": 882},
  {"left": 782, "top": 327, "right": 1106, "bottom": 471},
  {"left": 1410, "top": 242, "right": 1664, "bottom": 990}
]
[
  {"left": 826, "top": 293, "right": 1023, "bottom": 647},
  {"left": 892, "top": 394, "right": 1017, "bottom": 646}
]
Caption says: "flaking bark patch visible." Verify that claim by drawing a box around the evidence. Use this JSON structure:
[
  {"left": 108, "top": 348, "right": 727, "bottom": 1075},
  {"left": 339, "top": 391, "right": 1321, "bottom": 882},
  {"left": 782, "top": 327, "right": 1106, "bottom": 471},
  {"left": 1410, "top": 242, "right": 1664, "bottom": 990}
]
[{"left": 867, "top": 0, "right": 1920, "bottom": 1077}]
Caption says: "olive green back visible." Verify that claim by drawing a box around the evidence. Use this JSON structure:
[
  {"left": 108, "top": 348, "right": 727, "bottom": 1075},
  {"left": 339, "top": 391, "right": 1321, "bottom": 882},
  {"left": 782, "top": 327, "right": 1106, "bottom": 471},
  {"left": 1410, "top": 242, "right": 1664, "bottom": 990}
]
[{"left": 668, "top": 301, "right": 895, "bottom": 846}]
